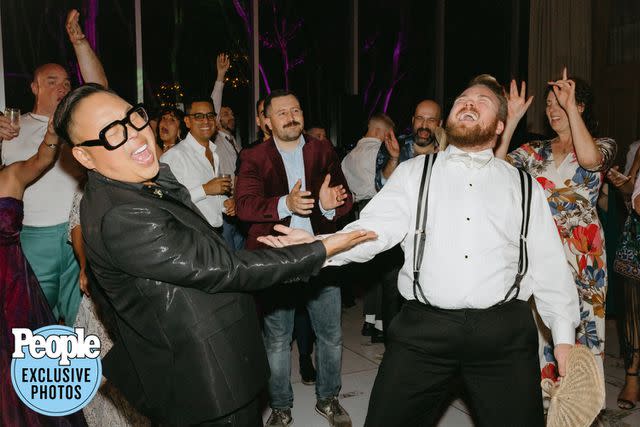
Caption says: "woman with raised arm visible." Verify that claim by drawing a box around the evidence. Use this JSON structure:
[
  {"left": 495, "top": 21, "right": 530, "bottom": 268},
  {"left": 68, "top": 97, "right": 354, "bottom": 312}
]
[
  {"left": 495, "top": 68, "right": 616, "bottom": 401},
  {"left": 0, "top": 118, "right": 86, "bottom": 426}
]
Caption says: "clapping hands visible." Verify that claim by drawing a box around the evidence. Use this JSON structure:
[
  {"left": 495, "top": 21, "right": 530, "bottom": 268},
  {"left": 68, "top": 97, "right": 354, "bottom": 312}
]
[{"left": 319, "top": 174, "right": 348, "bottom": 211}]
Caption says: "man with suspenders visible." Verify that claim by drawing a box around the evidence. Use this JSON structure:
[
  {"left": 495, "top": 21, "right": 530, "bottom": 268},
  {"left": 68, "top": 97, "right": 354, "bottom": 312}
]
[{"left": 260, "top": 75, "right": 580, "bottom": 426}]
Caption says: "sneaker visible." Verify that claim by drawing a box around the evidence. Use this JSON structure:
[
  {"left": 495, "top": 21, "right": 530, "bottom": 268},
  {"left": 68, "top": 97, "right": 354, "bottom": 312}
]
[
  {"left": 300, "top": 355, "right": 317, "bottom": 385},
  {"left": 265, "top": 408, "right": 293, "bottom": 426},
  {"left": 315, "top": 397, "right": 352, "bottom": 427}
]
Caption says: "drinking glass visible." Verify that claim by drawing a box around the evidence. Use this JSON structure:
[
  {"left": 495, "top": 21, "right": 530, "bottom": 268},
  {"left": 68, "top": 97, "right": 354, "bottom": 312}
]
[{"left": 4, "top": 108, "right": 20, "bottom": 129}]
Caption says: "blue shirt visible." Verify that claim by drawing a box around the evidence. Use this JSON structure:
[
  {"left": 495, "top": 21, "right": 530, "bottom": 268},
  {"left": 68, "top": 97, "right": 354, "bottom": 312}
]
[{"left": 276, "top": 136, "right": 335, "bottom": 234}]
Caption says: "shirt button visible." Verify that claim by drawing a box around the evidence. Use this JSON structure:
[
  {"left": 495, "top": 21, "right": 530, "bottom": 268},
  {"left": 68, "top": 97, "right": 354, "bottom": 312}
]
[
  {"left": 466, "top": 217, "right": 470, "bottom": 221},
  {"left": 469, "top": 183, "right": 473, "bottom": 187},
  {"left": 464, "top": 255, "right": 469, "bottom": 259}
]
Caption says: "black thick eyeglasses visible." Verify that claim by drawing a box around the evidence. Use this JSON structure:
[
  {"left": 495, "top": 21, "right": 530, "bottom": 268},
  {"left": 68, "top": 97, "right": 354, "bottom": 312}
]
[
  {"left": 188, "top": 112, "right": 216, "bottom": 121},
  {"left": 77, "top": 104, "right": 150, "bottom": 150}
]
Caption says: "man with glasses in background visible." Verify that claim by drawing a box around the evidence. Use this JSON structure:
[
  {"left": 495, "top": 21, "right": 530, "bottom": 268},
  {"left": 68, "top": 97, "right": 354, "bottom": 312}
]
[
  {"left": 160, "top": 98, "right": 234, "bottom": 233},
  {"left": 375, "top": 99, "right": 444, "bottom": 189}
]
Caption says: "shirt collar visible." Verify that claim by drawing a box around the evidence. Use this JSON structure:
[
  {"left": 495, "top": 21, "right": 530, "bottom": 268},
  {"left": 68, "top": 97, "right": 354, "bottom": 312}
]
[
  {"left": 358, "top": 137, "right": 382, "bottom": 145},
  {"left": 274, "top": 134, "right": 305, "bottom": 154},
  {"left": 87, "top": 162, "right": 177, "bottom": 191},
  {"left": 28, "top": 112, "right": 49, "bottom": 123},
  {"left": 184, "top": 132, "right": 217, "bottom": 153},
  {"left": 444, "top": 144, "right": 494, "bottom": 169}
]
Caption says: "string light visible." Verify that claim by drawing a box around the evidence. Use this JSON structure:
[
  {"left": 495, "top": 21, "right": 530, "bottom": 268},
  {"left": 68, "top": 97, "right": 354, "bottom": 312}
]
[{"left": 155, "top": 82, "right": 184, "bottom": 108}]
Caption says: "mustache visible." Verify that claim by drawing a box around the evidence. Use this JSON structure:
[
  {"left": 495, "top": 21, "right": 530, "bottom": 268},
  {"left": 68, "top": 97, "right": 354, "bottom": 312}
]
[
  {"left": 284, "top": 121, "right": 301, "bottom": 128},
  {"left": 415, "top": 127, "right": 432, "bottom": 135}
]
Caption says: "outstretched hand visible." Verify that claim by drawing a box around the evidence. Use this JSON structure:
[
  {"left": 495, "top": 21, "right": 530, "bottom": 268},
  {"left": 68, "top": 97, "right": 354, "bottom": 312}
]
[
  {"left": 257, "top": 225, "right": 378, "bottom": 258},
  {"left": 66, "top": 9, "right": 86, "bottom": 46},
  {"left": 319, "top": 174, "right": 348, "bottom": 211},
  {"left": 548, "top": 67, "right": 577, "bottom": 113},
  {"left": 257, "top": 225, "right": 315, "bottom": 248}
]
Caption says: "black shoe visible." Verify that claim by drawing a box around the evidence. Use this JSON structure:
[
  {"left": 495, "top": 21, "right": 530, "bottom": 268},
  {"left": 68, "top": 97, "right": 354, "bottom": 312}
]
[
  {"left": 361, "top": 322, "right": 375, "bottom": 336},
  {"left": 265, "top": 408, "right": 293, "bottom": 426},
  {"left": 370, "top": 329, "right": 385, "bottom": 343},
  {"left": 315, "top": 397, "right": 352, "bottom": 427},
  {"left": 300, "top": 355, "right": 316, "bottom": 385}
]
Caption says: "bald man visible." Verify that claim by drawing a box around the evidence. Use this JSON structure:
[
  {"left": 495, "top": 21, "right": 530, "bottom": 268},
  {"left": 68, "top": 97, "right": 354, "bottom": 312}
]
[
  {"left": 0, "top": 9, "right": 107, "bottom": 325},
  {"left": 375, "top": 100, "right": 443, "bottom": 190}
]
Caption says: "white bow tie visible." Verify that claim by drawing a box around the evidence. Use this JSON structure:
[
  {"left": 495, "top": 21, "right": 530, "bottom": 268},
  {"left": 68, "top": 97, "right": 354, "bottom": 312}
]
[{"left": 448, "top": 152, "right": 493, "bottom": 169}]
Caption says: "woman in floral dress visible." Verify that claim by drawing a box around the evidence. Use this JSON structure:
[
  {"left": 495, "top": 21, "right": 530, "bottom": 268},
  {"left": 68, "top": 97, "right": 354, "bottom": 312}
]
[{"left": 496, "top": 69, "right": 616, "bottom": 386}]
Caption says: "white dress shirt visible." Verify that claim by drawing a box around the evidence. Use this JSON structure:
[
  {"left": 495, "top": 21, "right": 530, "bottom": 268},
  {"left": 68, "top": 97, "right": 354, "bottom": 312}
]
[
  {"left": 160, "top": 133, "right": 226, "bottom": 227},
  {"left": 341, "top": 137, "right": 382, "bottom": 202},
  {"left": 327, "top": 144, "right": 580, "bottom": 345},
  {"left": 214, "top": 129, "right": 240, "bottom": 177},
  {"left": 1, "top": 113, "right": 79, "bottom": 226}
]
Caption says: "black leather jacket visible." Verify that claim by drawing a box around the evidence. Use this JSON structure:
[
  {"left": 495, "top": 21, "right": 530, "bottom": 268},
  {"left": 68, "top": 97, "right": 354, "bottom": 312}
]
[{"left": 81, "top": 164, "right": 325, "bottom": 424}]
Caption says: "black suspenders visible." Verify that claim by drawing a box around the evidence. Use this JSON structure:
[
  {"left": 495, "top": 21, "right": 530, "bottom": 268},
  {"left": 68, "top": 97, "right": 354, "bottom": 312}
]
[
  {"left": 412, "top": 154, "right": 437, "bottom": 304},
  {"left": 412, "top": 155, "right": 533, "bottom": 306}
]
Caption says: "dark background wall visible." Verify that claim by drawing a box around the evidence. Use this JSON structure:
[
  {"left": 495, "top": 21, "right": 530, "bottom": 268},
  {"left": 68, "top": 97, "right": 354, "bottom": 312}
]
[{"left": 3, "top": 0, "right": 636, "bottom": 159}]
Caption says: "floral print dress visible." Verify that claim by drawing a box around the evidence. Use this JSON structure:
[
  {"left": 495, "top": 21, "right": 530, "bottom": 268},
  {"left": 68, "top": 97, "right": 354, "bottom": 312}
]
[{"left": 508, "top": 138, "right": 616, "bottom": 383}]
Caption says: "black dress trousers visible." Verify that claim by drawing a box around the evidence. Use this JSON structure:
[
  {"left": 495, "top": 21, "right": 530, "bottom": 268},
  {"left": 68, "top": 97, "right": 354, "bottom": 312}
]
[{"left": 365, "top": 299, "right": 544, "bottom": 427}]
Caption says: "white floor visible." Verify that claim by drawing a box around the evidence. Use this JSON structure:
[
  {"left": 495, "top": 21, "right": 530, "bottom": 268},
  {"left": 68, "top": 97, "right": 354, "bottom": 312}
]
[{"left": 262, "top": 299, "right": 640, "bottom": 427}]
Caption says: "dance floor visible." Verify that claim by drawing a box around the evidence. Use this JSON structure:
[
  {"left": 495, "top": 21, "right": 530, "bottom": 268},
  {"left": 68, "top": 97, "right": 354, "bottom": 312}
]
[{"left": 262, "top": 299, "right": 640, "bottom": 426}]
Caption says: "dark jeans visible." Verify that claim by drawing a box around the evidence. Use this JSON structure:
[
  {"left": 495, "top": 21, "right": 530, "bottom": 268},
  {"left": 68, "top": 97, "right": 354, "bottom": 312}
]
[
  {"left": 262, "top": 278, "right": 342, "bottom": 409},
  {"left": 294, "top": 305, "right": 315, "bottom": 356},
  {"left": 365, "top": 299, "right": 543, "bottom": 427}
]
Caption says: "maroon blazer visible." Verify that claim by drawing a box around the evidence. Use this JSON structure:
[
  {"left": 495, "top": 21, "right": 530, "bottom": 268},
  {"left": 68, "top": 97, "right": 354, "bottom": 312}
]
[{"left": 236, "top": 135, "right": 353, "bottom": 250}]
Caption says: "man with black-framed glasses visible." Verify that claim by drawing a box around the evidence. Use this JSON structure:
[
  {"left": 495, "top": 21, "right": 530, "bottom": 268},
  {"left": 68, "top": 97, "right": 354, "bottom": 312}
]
[
  {"left": 52, "top": 83, "right": 374, "bottom": 426},
  {"left": 161, "top": 98, "right": 234, "bottom": 233}
]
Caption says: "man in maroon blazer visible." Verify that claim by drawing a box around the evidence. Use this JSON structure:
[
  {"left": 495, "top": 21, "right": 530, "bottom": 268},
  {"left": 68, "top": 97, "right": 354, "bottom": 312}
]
[{"left": 236, "top": 90, "right": 353, "bottom": 427}]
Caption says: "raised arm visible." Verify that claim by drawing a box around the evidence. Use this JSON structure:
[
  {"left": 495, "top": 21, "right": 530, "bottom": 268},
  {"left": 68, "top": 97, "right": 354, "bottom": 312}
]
[
  {"left": 549, "top": 68, "right": 603, "bottom": 170},
  {"left": 495, "top": 79, "right": 533, "bottom": 160},
  {"left": 211, "top": 53, "right": 230, "bottom": 115},
  {"left": 66, "top": 9, "right": 108, "bottom": 87}
]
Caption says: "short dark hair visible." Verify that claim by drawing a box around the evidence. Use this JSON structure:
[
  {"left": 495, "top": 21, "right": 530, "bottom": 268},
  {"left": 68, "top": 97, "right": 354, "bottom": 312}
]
[
  {"left": 255, "top": 98, "right": 265, "bottom": 115},
  {"left": 467, "top": 74, "right": 507, "bottom": 122},
  {"left": 185, "top": 98, "right": 215, "bottom": 115},
  {"left": 544, "top": 76, "right": 597, "bottom": 134},
  {"left": 53, "top": 83, "right": 117, "bottom": 146},
  {"left": 263, "top": 89, "right": 299, "bottom": 117}
]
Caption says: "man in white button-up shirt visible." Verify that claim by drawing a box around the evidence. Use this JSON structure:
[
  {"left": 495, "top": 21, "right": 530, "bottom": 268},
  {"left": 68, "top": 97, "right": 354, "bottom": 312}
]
[
  {"left": 260, "top": 76, "right": 580, "bottom": 426},
  {"left": 161, "top": 99, "right": 233, "bottom": 230}
]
